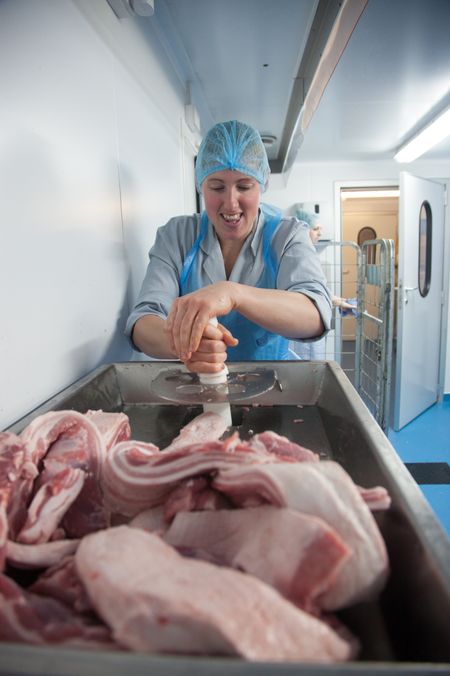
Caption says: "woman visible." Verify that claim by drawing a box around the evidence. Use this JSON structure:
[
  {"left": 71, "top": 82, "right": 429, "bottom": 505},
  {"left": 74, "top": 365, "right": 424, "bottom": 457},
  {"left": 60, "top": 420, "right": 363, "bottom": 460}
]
[
  {"left": 125, "top": 120, "right": 332, "bottom": 372},
  {"left": 293, "top": 209, "right": 355, "bottom": 360}
]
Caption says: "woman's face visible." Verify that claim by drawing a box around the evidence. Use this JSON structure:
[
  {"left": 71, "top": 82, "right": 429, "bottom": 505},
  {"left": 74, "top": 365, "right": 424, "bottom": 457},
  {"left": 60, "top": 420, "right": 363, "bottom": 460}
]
[
  {"left": 309, "top": 224, "right": 322, "bottom": 244},
  {"left": 202, "top": 169, "right": 261, "bottom": 244}
]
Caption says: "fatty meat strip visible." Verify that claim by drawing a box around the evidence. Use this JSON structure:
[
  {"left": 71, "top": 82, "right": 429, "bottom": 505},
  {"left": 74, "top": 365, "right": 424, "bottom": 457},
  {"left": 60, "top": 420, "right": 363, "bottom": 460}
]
[
  {"left": 6, "top": 538, "right": 80, "bottom": 569},
  {"left": 75, "top": 526, "right": 354, "bottom": 662},
  {"left": 212, "top": 461, "right": 389, "bottom": 610},
  {"left": 101, "top": 434, "right": 276, "bottom": 517},
  {"left": 85, "top": 410, "right": 131, "bottom": 451},
  {"left": 20, "top": 411, "right": 109, "bottom": 538},
  {"left": 0, "top": 432, "right": 38, "bottom": 568},
  {"left": 161, "top": 410, "right": 230, "bottom": 452},
  {"left": 164, "top": 506, "right": 351, "bottom": 612},
  {"left": 0, "top": 407, "right": 392, "bottom": 663},
  {"left": 0, "top": 574, "right": 117, "bottom": 650}
]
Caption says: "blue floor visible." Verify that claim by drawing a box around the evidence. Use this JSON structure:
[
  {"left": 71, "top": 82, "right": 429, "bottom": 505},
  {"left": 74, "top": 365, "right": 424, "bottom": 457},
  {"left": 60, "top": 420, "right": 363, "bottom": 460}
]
[{"left": 388, "top": 397, "right": 450, "bottom": 538}]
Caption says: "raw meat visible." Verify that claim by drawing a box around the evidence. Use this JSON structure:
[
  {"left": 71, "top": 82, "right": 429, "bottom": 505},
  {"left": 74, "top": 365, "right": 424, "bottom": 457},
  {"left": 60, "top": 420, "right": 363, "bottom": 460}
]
[
  {"left": 20, "top": 410, "right": 104, "bottom": 467},
  {"left": 6, "top": 538, "right": 80, "bottom": 569},
  {"left": 17, "top": 467, "right": 85, "bottom": 544},
  {"left": 0, "top": 432, "right": 37, "bottom": 540},
  {"left": 0, "top": 574, "right": 116, "bottom": 649},
  {"left": 358, "top": 484, "right": 391, "bottom": 511},
  {"left": 75, "top": 525, "right": 352, "bottom": 662},
  {"left": 0, "top": 406, "right": 391, "bottom": 663},
  {"left": 162, "top": 411, "right": 229, "bottom": 452},
  {"left": 21, "top": 411, "right": 108, "bottom": 537},
  {"left": 164, "top": 506, "right": 350, "bottom": 611},
  {"left": 85, "top": 410, "right": 131, "bottom": 451},
  {"left": 249, "top": 430, "right": 319, "bottom": 462},
  {"left": 101, "top": 434, "right": 273, "bottom": 517},
  {"left": 212, "top": 460, "right": 389, "bottom": 609},
  {"left": 29, "top": 556, "right": 91, "bottom": 614}
]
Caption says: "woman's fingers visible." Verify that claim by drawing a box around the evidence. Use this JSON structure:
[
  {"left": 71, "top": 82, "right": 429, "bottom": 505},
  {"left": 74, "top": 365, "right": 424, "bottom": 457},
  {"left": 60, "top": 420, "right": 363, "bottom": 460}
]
[
  {"left": 217, "top": 323, "right": 239, "bottom": 347},
  {"left": 166, "top": 292, "right": 238, "bottom": 361},
  {"left": 183, "top": 331, "right": 231, "bottom": 373}
]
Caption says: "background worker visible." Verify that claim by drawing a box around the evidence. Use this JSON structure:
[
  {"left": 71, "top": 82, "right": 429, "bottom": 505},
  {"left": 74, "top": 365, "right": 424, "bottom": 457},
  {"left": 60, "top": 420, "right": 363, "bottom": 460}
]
[{"left": 293, "top": 209, "right": 355, "bottom": 359}]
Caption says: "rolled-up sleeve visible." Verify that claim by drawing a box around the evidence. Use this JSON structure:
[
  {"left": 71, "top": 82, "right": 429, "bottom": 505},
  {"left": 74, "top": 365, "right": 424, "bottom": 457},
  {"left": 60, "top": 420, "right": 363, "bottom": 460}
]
[
  {"left": 125, "top": 217, "right": 196, "bottom": 349},
  {"left": 274, "top": 219, "right": 333, "bottom": 339}
]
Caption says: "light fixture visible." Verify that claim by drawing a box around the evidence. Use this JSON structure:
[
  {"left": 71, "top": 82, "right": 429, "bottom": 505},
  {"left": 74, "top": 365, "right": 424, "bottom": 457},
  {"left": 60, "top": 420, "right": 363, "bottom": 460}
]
[
  {"left": 394, "top": 105, "right": 450, "bottom": 163},
  {"left": 342, "top": 189, "right": 400, "bottom": 199}
]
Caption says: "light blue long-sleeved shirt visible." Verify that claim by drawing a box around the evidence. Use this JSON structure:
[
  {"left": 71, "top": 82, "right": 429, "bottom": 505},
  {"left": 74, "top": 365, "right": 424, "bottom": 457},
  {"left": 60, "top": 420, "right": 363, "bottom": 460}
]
[{"left": 125, "top": 210, "right": 332, "bottom": 351}]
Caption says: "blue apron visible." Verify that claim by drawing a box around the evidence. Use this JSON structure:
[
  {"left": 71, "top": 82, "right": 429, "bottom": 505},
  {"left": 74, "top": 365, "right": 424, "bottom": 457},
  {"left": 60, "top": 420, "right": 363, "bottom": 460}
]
[{"left": 179, "top": 204, "right": 296, "bottom": 361}]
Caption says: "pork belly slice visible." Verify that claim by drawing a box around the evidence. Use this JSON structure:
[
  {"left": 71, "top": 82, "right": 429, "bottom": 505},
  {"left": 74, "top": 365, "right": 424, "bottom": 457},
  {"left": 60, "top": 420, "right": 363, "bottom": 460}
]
[
  {"left": 128, "top": 505, "right": 167, "bottom": 534},
  {"left": 213, "top": 461, "right": 389, "bottom": 610},
  {"left": 85, "top": 410, "right": 131, "bottom": 451},
  {"left": 6, "top": 538, "right": 79, "bottom": 570},
  {"left": 30, "top": 555, "right": 92, "bottom": 614},
  {"left": 357, "top": 484, "right": 391, "bottom": 511},
  {"left": 21, "top": 411, "right": 109, "bottom": 538},
  {"left": 20, "top": 410, "right": 105, "bottom": 467},
  {"left": 75, "top": 526, "right": 352, "bottom": 662},
  {"left": 164, "top": 506, "right": 350, "bottom": 612},
  {"left": 162, "top": 411, "right": 230, "bottom": 452},
  {"left": 101, "top": 435, "right": 274, "bottom": 518},
  {"left": 0, "top": 432, "right": 38, "bottom": 541},
  {"left": 0, "top": 573, "right": 116, "bottom": 649},
  {"left": 249, "top": 431, "right": 319, "bottom": 462},
  {"left": 16, "top": 467, "right": 85, "bottom": 544},
  {"left": 163, "top": 476, "right": 232, "bottom": 522},
  {"left": 128, "top": 481, "right": 231, "bottom": 535},
  {"left": 0, "top": 506, "right": 7, "bottom": 572}
]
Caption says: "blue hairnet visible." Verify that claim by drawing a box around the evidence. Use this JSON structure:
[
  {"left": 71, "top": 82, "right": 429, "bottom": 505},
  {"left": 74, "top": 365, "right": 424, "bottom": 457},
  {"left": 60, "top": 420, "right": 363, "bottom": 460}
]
[
  {"left": 195, "top": 120, "right": 270, "bottom": 191},
  {"left": 296, "top": 209, "right": 319, "bottom": 229}
]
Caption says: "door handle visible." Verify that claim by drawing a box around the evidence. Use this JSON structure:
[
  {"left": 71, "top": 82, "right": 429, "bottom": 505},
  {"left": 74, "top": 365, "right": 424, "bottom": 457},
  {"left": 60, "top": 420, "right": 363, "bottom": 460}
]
[{"left": 404, "top": 286, "right": 418, "bottom": 304}]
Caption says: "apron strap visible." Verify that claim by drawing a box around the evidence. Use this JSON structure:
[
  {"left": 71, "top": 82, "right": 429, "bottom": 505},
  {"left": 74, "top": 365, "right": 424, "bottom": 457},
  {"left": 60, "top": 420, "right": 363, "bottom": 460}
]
[{"left": 179, "top": 212, "right": 209, "bottom": 291}]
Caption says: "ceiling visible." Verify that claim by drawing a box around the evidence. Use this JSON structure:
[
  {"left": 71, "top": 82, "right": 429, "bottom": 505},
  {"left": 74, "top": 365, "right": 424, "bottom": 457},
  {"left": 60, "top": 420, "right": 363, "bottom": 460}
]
[{"left": 152, "top": 0, "right": 450, "bottom": 171}]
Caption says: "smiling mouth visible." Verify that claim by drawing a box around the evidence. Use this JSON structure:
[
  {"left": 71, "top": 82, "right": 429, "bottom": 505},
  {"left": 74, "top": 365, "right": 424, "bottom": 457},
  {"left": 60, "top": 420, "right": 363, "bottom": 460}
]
[{"left": 221, "top": 213, "right": 242, "bottom": 224}]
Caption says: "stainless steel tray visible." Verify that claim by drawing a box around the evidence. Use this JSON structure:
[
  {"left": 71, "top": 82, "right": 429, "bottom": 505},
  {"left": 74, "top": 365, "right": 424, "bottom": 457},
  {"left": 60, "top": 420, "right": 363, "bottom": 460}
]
[{"left": 3, "top": 360, "right": 450, "bottom": 675}]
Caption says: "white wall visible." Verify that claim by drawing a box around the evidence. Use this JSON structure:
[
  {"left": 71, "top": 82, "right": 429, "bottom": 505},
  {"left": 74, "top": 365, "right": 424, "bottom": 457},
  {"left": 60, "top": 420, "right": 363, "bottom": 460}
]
[
  {"left": 265, "top": 159, "right": 450, "bottom": 393},
  {"left": 0, "top": 0, "right": 191, "bottom": 429}
]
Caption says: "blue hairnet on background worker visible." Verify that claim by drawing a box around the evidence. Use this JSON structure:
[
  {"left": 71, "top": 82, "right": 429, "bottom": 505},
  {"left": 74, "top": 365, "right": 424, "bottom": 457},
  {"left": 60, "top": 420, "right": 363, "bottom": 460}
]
[
  {"left": 125, "top": 120, "right": 332, "bottom": 372},
  {"left": 293, "top": 208, "right": 355, "bottom": 360}
]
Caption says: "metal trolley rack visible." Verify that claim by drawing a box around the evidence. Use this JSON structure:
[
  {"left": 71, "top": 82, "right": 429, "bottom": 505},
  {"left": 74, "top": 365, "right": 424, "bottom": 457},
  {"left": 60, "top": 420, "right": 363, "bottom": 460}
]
[{"left": 307, "top": 239, "right": 395, "bottom": 432}]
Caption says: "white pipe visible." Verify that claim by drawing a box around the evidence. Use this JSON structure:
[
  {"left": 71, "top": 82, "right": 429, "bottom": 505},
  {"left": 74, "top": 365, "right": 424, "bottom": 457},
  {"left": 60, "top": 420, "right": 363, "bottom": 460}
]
[{"left": 198, "top": 319, "right": 232, "bottom": 427}]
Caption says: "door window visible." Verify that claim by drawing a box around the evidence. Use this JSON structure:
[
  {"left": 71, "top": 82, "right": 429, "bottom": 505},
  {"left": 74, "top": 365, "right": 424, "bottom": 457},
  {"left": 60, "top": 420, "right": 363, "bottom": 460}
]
[
  {"left": 358, "top": 226, "right": 377, "bottom": 264},
  {"left": 418, "top": 201, "right": 432, "bottom": 297}
]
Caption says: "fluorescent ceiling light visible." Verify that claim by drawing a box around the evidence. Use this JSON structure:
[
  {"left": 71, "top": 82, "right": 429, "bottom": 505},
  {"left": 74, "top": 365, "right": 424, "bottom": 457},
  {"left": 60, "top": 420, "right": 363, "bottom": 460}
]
[
  {"left": 342, "top": 190, "right": 399, "bottom": 199},
  {"left": 394, "top": 106, "right": 450, "bottom": 163}
]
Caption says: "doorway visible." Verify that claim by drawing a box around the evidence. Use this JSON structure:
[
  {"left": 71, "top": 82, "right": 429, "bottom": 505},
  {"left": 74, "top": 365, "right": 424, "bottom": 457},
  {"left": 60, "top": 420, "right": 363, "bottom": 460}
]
[
  {"left": 338, "top": 184, "right": 399, "bottom": 380},
  {"left": 333, "top": 182, "right": 399, "bottom": 429},
  {"left": 335, "top": 176, "right": 447, "bottom": 432}
]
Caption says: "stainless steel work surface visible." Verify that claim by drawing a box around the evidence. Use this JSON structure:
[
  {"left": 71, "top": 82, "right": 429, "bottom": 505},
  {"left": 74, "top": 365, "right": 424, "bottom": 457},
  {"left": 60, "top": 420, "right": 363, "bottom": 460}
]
[{"left": 3, "top": 360, "right": 450, "bottom": 675}]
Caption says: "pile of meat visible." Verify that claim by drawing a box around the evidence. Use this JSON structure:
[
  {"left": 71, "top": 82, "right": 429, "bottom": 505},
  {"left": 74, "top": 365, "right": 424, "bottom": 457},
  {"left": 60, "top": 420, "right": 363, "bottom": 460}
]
[{"left": 0, "top": 409, "right": 391, "bottom": 663}]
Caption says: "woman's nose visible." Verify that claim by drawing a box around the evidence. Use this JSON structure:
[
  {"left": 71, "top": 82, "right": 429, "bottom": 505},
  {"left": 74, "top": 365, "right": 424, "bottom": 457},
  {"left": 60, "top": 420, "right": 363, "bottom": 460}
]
[{"left": 223, "top": 187, "right": 239, "bottom": 209}]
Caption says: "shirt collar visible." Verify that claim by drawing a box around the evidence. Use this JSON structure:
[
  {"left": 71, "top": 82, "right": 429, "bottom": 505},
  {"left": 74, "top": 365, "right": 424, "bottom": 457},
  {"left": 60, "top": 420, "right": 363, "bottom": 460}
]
[{"left": 200, "top": 209, "right": 265, "bottom": 258}]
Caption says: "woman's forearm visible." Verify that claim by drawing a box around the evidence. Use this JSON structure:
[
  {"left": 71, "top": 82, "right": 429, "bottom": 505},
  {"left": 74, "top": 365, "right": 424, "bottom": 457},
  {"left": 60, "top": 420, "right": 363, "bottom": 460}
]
[
  {"left": 231, "top": 282, "right": 324, "bottom": 339},
  {"left": 131, "top": 315, "right": 177, "bottom": 359}
]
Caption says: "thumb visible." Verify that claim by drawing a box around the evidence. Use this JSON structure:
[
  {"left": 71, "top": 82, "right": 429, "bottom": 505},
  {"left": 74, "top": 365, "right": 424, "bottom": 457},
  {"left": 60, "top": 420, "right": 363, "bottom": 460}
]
[{"left": 218, "top": 322, "right": 239, "bottom": 346}]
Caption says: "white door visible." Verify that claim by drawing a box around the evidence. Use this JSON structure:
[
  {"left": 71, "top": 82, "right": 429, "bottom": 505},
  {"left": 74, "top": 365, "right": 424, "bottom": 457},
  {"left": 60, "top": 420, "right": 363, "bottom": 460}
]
[{"left": 394, "top": 172, "right": 445, "bottom": 430}]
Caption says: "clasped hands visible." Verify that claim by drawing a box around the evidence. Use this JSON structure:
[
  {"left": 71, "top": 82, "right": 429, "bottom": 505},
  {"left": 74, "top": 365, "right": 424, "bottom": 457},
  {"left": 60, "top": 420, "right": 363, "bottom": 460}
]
[{"left": 165, "top": 282, "right": 239, "bottom": 373}]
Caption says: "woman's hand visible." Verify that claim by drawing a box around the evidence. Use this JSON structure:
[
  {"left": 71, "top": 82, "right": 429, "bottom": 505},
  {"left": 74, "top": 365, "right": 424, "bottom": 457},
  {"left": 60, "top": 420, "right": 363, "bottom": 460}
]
[
  {"left": 181, "top": 321, "right": 238, "bottom": 373},
  {"left": 166, "top": 282, "right": 238, "bottom": 360}
]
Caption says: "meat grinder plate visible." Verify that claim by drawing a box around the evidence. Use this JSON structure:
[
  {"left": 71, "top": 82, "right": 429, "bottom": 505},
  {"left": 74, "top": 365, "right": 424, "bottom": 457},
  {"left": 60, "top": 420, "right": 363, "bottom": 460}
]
[{"left": 150, "top": 367, "right": 277, "bottom": 403}]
